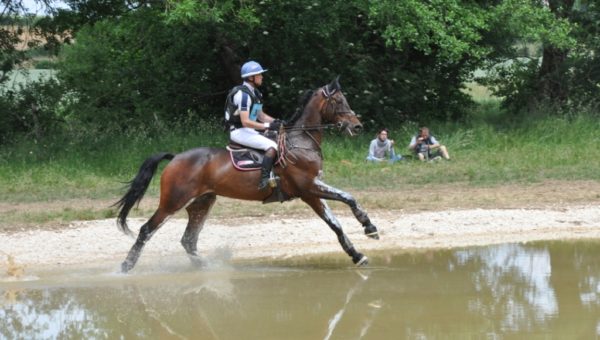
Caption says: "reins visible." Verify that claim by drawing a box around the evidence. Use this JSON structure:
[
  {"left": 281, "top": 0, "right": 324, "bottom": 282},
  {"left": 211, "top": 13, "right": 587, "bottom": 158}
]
[
  {"left": 277, "top": 125, "right": 329, "bottom": 167},
  {"left": 281, "top": 124, "right": 336, "bottom": 131}
]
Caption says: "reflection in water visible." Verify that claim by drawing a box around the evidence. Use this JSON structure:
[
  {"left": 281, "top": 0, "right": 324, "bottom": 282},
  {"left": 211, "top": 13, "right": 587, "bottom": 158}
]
[
  {"left": 1, "top": 241, "right": 600, "bottom": 339},
  {"left": 455, "top": 244, "right": 558, "bottom": 332},
  {"left": 324, "top": 270, "right": 376, "bottom": 340}
]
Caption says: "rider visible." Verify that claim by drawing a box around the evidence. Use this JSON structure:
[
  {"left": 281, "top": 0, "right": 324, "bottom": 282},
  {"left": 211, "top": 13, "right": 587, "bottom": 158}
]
[{"left": 224, "top": 60, "right": 282, "bottom": 190}]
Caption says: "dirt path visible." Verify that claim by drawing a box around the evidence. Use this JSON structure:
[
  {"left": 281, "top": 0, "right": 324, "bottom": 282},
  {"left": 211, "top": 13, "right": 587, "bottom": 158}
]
[
  {"left": 2, "top": 204, "right": 600, "bottom": 276},
  {"left": 2, "top": 180, "right": 600, "bottom": 276}
]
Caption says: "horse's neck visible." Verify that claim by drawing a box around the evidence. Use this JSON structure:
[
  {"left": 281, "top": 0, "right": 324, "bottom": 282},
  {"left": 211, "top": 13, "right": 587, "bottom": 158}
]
[{"left": 290, "top": 103, "right": 323, "bottom": 146}]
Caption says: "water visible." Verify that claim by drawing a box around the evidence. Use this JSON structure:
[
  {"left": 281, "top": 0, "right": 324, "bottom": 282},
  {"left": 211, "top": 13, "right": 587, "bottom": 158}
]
[{"left": 2, "top": 241, "right": 600, "bottom": 339}]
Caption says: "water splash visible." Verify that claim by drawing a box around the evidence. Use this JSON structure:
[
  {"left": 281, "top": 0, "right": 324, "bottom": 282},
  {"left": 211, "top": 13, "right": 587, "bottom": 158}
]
[{"left": 1, "top": 251, "right": 25, "bottom": 279}]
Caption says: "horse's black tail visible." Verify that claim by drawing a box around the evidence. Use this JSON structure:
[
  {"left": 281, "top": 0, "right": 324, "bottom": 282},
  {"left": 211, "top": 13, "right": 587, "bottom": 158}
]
[{"left": 113, "top": 152, "right": 175, "bottom": 236}]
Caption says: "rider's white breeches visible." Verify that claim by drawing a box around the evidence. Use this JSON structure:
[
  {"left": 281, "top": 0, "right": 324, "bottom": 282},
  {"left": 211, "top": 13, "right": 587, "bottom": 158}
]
[{"left": 230, "top": 127, "right": 278, "bottom": 151}]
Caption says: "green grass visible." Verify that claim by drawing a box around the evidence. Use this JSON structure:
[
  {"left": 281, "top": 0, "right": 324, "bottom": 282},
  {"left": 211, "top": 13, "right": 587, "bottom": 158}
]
[
  {"left": 322, "top": 112, "right": 600, "bottom": 188},
  {"left": 463, "top": 82, "right": 498, "bottom": 102},
  {"left": 2, "top": 110, "right": 600, "bottom": 205}
]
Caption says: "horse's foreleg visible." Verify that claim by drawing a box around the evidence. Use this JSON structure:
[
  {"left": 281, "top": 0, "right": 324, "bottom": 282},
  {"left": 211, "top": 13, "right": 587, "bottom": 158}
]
[
  {"left": 302, "top": 196, "right": 368, "bottom": 266},
  {"left": 181, "top": 193, "right": 216, "bottom": 266},
  {"left": 311, "top": 179, "right": 379, "bottom": 239},
  {"left": 121, "top": 209, "right": 171, "bottom": 273}
]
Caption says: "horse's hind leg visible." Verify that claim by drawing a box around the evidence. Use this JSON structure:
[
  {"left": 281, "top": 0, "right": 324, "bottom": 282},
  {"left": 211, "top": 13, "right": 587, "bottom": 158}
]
[
  {"left": 302, "top": 196, "right": 368, "bottom": 266},
  {"left": 181, "top": 193, "right": 217, "bottom": 266},
  {"left": 121, "top": 209, "right": 171, "bottom": 273}
]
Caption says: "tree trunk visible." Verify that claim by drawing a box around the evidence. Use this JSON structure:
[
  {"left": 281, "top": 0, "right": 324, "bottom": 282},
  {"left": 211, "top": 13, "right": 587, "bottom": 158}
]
[
  {"left": 535, "top": 0, "right": 574, "bottom": 105},
  {"left": 215, "top": 33, "right": 242, "bottom": 86},
  {"left": 537, "top": 46, "right": 569, "bottom": 103}
]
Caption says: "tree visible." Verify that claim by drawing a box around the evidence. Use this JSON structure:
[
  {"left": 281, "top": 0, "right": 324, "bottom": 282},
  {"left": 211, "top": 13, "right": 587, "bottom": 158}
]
[
  {"left": 57, "top": 0, "right": 501, "bottom": 127},
  {"left": 477, "top": 0, "right": 597, "bottom": 111}
]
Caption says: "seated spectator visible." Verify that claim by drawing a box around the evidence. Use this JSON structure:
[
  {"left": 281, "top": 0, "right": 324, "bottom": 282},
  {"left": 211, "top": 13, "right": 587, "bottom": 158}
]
[
  {"left": 408, "top": 127, "right": 450, "bottom": 161},
  {"left": 366, "top": 128, "right": 403, "bottom": 163}
]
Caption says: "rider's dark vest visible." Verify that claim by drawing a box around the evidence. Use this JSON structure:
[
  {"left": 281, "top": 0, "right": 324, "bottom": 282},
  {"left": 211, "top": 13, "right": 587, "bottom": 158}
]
[{"left": 223, "top": 85, "right": 263, "bottom": 131}]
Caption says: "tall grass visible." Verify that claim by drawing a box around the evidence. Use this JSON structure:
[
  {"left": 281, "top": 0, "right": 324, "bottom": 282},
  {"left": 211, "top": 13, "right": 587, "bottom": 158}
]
[{"left": 2, "top": 109, "right": 600, "bottom": 204}]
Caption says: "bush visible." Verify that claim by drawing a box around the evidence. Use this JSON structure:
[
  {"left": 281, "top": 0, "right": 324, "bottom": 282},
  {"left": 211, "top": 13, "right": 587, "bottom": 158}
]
[{"left": 0, "top": 77, "right": 65, "bottom": 144}]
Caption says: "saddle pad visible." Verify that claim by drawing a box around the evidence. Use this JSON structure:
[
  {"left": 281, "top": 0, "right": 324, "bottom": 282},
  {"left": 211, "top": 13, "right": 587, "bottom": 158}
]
[{"left": 227, "top": 147, "right": 263, "bottom": 171}]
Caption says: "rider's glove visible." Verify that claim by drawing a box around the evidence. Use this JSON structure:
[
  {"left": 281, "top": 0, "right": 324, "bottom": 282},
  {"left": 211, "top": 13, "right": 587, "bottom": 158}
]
[{"left": 267, "top": 119, "right": 283, "bottom": 131}]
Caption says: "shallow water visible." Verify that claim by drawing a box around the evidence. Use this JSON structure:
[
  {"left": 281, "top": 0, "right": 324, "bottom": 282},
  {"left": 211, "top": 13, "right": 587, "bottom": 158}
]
[{"left": 2, "top": 241, "right": 600, "bottom": 339}]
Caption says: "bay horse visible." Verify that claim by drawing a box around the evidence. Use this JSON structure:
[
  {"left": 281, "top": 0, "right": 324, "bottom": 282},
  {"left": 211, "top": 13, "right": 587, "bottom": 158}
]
[{"left": 115, "top": 77, "right": 380, "bottom": 273}]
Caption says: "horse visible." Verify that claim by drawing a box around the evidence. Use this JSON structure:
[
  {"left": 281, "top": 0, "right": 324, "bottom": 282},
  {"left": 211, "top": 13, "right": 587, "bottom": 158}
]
[{"left": 115, "top": 76, "right": 380, "bottom": 273}]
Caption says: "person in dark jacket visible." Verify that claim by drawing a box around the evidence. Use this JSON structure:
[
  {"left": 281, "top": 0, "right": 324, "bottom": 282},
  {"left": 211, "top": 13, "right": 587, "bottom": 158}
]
[{"left": 408, "top": 127, "right": 450, "bottom": 161}]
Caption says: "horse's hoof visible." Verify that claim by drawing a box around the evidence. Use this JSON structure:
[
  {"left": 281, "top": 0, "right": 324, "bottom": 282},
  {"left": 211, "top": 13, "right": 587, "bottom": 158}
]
[
  {"left": 365, "top": 231, "right": 380, "bottom": 240},
  {"left": 364, "top": 224, "right": 380, "bottom": 240},
  {"left": 121, "top": 261, "right": 132, "bottom": 273},
  {"left": 353, "top": 253, "right": 368, "bottom": 266},
  {"left": 356, "top": 255, "right": 369, "bottom": 267},
  {"left": 188, "top": 254, "right": 205, "bottom": 267}
]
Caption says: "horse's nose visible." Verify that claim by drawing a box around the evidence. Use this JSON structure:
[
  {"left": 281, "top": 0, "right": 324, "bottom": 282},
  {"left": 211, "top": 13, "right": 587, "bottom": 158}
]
[{"left": 353, "top": 124, "right": 363, "bottom": 134}]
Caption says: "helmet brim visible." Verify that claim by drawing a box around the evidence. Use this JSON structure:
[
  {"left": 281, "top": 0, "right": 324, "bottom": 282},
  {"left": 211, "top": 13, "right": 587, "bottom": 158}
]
[{"left": 241, "top": 69, "right": 268, "bottom": 78}]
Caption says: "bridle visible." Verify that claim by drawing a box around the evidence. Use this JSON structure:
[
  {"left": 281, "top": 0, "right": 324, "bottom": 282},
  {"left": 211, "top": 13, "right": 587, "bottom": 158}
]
[
  {"left": 282, "top": 87, "right": 355, "bottom": 132},
  {"left": 277, "top": 86, "right": 356, "bottom": 165}
]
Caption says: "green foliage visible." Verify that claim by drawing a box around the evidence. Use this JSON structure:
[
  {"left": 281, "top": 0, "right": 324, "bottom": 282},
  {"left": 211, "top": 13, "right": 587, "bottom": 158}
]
[
  {"left": 488, "top": 0, "right": 575, "bottom": 50},
  {"left": 370, "top": 0, "right": 489, "bottom": 62},
  {"left": 478, "top": 0, "right": 600, "bottom": 111},
  {"left": 0, "top": 76, "right": 65, "bottom": 144},
  {"left": 0, "top": 26, "right": 26, "bottom": 83},
  {"left": 55, "top": 0, "right": 499, "bottom": 129},
  {"left": 165, "top": 0, "right": 235, "bottom": 25},
  {"left": 59, "top": 8, "right": 219, "bottom": 129},
  {"left": 567, "top": 0, "right": 600, "bottom": 107},
  {"left": 2, "top": 0, "right": 600, "bottom": 139},
  {"left": 33, "top": 59, "right": 57, "bottom": 69}
]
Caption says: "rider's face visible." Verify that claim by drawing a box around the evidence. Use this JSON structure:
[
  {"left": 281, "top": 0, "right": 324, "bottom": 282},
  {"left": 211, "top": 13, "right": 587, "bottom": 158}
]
[{"left": 251, "top": 74, "right": 263, "bottom": 86}]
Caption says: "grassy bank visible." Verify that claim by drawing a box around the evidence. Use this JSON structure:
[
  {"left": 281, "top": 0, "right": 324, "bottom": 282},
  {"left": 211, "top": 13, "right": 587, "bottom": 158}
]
[
  {"left": 1, "top": 111, "right": 600, "bottom": 227},
  {"left": 327, "top": 113, "right": 600, "bottom": 189}
]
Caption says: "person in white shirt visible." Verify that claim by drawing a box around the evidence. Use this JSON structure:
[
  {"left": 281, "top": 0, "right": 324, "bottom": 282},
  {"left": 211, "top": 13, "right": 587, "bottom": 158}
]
[{"left": 366, "top": 128, "right": 403, "bottom": 163}]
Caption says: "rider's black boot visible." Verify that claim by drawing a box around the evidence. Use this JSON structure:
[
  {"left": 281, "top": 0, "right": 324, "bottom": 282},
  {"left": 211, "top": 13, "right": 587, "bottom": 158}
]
[{"left": 258, "top": 155, "right": 275, "bottom": 190}]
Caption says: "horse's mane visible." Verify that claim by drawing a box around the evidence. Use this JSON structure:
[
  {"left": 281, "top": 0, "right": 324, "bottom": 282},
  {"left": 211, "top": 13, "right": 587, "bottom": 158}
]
[{"left": 286, "top": 89, "right": 314, "bottom": 126}]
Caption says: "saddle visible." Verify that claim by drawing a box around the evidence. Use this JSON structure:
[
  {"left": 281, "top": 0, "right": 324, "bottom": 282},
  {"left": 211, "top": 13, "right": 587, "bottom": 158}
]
[
  {"left": 226, "top": 135, "right": 293, "bottom": 204},
  {"left": 227, "top": 131, "right": 280, "bottom": 171},
  {"left": 226, "top": 142, "right": 265, "bottom": 171}
]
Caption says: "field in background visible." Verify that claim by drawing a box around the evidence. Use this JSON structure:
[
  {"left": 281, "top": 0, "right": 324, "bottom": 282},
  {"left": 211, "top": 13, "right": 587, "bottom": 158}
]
[
  {"left": 3, "top": 56, "right": 598, "bottom": 229},
  {"left": 1, "top": 109, "right": 600, "bottom": 229},
  {"left": 0, "top": 69, "right": 57, "bottom": 93}
]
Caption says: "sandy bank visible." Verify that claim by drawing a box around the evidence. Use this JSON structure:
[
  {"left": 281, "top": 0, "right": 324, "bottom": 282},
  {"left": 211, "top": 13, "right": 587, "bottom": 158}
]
[{"left": 2, "top": 205, "right": 600, "bottom": 275}]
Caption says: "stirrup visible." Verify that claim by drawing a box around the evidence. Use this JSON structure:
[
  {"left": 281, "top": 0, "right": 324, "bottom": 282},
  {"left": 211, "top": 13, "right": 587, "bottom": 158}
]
[
  {"left": 258, "top": 173, "right": 278, "bottom": 190},
  {"left": 258, "top": 177, "right": 270, "bottom": 190}
]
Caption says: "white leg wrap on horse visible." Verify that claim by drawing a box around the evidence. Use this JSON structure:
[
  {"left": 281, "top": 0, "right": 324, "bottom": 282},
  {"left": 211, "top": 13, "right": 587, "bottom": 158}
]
[{"left": 356, "top": 255, "right": 368, "bottom": 267}]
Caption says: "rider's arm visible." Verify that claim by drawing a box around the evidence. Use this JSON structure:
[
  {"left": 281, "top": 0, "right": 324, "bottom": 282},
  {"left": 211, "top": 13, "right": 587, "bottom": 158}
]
[
  {"left": 235, "top": 91, "right": 271, "bottom": 130},
  {"left": 257, "top": 111, "right": 275, "bottom": 124},
  {"left": 240, "top": 110, "right": 270, "bottom": 130}
]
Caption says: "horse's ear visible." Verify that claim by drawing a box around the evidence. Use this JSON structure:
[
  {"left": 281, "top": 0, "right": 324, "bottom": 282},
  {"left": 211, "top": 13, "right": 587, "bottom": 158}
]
[
  {"left": 325, "top": 75, "right": 341, "bottom": 96},
  {"left": 329, "top": 75, "right": 341, "bottom": 92}
]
